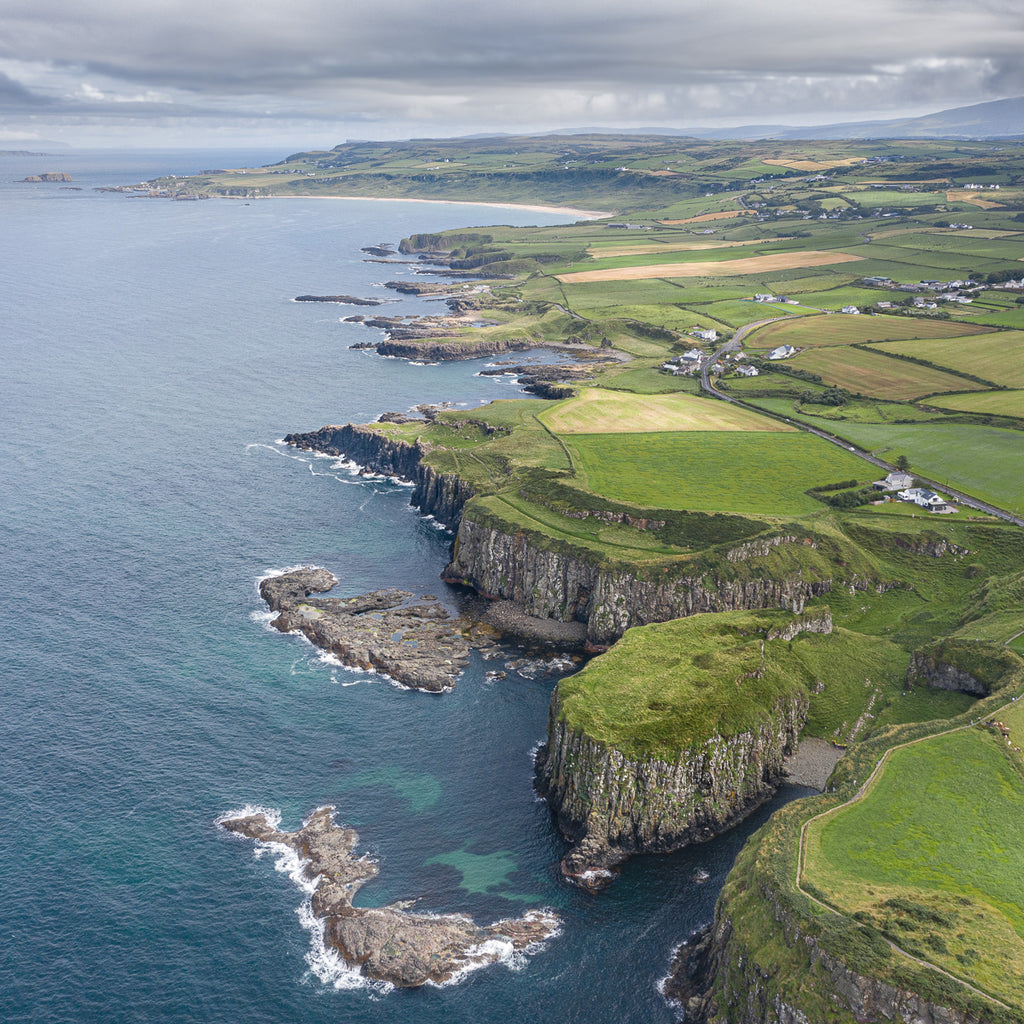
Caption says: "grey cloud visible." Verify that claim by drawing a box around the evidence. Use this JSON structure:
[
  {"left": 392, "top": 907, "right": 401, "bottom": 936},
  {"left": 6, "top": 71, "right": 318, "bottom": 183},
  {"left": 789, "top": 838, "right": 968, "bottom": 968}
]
[{"left": 1, "top": 0, "right": 1023, "bottom": 140}]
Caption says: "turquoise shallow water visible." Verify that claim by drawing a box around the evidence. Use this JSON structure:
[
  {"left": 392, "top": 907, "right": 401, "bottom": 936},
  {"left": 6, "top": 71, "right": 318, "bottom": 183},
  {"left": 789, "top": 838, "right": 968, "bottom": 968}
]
[{"left": 1, "top": 150, "right": 809, "bottom": 1023}]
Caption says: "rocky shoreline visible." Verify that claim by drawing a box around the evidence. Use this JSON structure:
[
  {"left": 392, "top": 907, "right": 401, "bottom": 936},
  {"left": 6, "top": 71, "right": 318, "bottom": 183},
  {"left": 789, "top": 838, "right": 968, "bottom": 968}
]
[
  {"left": 220, "top": 806, "right": 560, "bottom": 988},
  {"left": 260, "top": 567, "right": 501, "bottom": 691}
]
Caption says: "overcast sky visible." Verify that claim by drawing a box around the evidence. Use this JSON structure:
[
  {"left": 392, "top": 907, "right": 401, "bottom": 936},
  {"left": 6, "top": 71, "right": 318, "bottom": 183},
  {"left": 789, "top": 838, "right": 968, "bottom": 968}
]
[{"left": 2, "top": 0, "right": 1023, "bottom": 149}]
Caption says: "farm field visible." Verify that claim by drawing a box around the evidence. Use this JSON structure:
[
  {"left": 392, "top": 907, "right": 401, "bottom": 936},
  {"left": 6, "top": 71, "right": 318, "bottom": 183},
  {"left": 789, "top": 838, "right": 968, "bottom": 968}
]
[
  {"left": 540, "top": 389, "right": 790, "bottom": 434},
  {"left": 787, "top": 345, "right": 986, "bottom": 400},
  {"left": 556, "top": 250, "right": 864, "bottom": 284},
  {"left": 817, "top": 421, "right": 1024, "bottom": 511},
  {"left": 930, "top": 389, "right": 1024, "bottom": 418},
  {"left": 565, "top": 431, "right": 867, "bottom": 515},
  {"left": 803, "top": 726, "right": 1024, "bottom": 1008},
  {"left": 744, "top": 314, "right": 990, "bottom": 349},
  {"left": 868, "top": 331, "right": 1024, "bottom": 389},
  {"left": 586, "top": 238, "right": 785, "bottom": 258}
]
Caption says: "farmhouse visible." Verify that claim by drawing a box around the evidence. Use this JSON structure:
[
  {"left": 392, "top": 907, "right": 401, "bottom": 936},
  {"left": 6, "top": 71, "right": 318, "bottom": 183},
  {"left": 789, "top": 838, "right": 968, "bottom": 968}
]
[
  {"left": 734, "top": 365, "right": 760, "bottom": 377},
  {"left": 767, "top": 344, "right": 797, "bottom": 360},
  {"left": 691, "top": 328, "right": 718, "bottom": 342},
  {"left": 873, "top": 471, "right": 914, "bottom": 491},
  {"left": 898, "top": 487, "right": 950, "bottom": 512},
  {"left": 840, "top": 305, "right": 860, "bottom": 314}
]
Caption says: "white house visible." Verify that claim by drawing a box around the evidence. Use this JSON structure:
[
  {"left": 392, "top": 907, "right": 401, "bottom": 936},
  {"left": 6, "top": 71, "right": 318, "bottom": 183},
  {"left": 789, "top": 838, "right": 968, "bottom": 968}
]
[
  {"left": 767, "top": 344, "right": 797, "bottom": 360},
  {"left": 898, "top": 487, "right": 949, "bottom": 511},
  {"left": 840, "top": 305, "right": 861, "bottom": 314},
  {"left": 734, "top": 365, "right": 760, "bottom": 377}
]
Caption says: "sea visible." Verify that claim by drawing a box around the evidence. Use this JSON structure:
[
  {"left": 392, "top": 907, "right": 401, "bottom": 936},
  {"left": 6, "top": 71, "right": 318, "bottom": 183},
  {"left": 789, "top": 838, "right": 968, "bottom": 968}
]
[{"left": 1, "top": 149, "right": 810, "bottom": 1023}]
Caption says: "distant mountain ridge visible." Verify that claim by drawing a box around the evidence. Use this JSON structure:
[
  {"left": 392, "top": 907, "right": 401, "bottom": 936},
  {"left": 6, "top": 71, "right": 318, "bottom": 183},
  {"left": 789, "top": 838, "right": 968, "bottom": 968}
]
[{"left": 534, "top": 96, "right": 1024, "bottom": 141}]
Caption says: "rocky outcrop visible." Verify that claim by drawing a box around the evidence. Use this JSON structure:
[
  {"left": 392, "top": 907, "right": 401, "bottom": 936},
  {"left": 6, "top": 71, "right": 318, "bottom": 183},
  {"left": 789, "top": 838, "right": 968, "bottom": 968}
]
[
  {"left": 906, "top": 650, "right": 989, "bottom": 696},
  {"left": 260, "top": 568, "right": 496, "bottom": 691},
  {"left": 295, "top": 294, "right": 390, "bottom": 305},
  {"left": 21, "top": 172, "right": 73, "bottom": 182},
  {"left": 220, "top": 806, "right": 560, "bottom": 988},
  {"left": 444, "top": 519, "right": 841, "bottom": 647},
  {"left": 284, "top": 423, "right": 473, "bottom": 529},
  {"left": 372, "top": 337, "right": 537, "bottom": 361},
  {"left": 535, "top": 691, "right": 807, "bottom": 883}
]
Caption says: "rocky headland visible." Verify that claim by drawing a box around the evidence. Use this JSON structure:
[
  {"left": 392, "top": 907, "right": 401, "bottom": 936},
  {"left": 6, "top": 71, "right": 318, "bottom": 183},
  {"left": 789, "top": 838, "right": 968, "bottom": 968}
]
[
  {"left": 260, "top": 567, "right": 498, "bottom": 691},
  {"left": 295, "top": 294, "right": 392, "bottom": 306},
  {"left": 536, "top": 686, "right": 807, "bottom": 886},
  {"left": 220, "top": 806, "right": 560, "bottom": 987}
]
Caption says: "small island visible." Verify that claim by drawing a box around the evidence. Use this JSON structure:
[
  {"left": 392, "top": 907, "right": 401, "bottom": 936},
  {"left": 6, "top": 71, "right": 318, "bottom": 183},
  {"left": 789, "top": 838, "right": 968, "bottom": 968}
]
[{"left": 219, "top": 806, "right": 560, "bottom": 987}]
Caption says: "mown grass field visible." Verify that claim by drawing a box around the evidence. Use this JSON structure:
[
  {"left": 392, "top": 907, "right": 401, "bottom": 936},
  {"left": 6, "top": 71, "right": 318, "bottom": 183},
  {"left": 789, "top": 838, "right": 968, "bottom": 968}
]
[
  {"left": 788, "top": 345, "right": 986, "bottom": 400},
  {"left": 541, "top": 389, "right": 792, "bottom": 434},
  {"left": 746, "top": 314, "right": 992, "bottom": 349},
  {"left": 565, "top": 431, "right": 867, "bottom": 514},
  {"left": 816, "top": 420, "right": 1024, "bottom": 511},
  {"left": 930, "top": 390, "right": 1024, "bottom": 419},
  {"left": 803, "top": 726, "right": 1024, "bottom": 1007},
  {"left": 869, "top": 331, "right": 1024, "bottom": 389},
  {"left": 556, "top": 251, "right": 864, "bottom": 284}
]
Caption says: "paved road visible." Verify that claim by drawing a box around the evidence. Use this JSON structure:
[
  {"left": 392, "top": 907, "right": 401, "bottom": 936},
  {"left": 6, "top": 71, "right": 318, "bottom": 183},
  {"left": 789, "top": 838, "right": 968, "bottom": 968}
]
[{"left": 699, "top": 335, "right": 1024, "bottom": 529}]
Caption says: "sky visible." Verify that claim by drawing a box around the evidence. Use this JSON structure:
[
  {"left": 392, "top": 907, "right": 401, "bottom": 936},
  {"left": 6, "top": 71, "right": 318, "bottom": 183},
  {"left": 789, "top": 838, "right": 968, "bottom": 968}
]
[{"left": 2, "top": 0, "right": 1024, "bottom": 150}]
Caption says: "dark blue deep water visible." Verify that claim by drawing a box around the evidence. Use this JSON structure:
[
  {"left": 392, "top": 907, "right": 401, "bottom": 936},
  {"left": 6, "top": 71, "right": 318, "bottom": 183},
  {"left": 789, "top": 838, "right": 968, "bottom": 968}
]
[{"left": 1, "top": 150, "right": 808, "bottom": 1023}]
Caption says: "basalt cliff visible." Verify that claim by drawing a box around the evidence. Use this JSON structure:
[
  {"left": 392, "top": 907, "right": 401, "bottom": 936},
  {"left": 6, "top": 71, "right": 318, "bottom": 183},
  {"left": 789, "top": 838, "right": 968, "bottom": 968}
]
[{"left": 536, "top": 689, "right": 807, "bottom": 883}]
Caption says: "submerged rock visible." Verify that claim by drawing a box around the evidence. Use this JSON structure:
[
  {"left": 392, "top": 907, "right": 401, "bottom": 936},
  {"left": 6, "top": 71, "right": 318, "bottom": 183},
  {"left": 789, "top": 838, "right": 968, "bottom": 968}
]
[
  {"left": 220, "top": 806, "right": 560, "bottom": 987},
  {"left": 259, "top": 567, "right": 495, "bottom": 691}
]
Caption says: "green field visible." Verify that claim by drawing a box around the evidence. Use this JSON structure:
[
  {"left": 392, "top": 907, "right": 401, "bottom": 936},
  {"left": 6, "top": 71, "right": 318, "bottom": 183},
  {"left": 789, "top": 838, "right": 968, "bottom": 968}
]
[
  {"left": 814, "top": 420, "right": 1024, "bottom": 511},
  {"left": 930, "top": 390, "right": 1024, "bottom": 419},
  {"left": 869, "top": 331, "right": 1024, "bottom": 389},
  {"left": 565, "top": 431, "right": 867, "bottom": 514},
  {"left": 804, "top": 725, "right": 1024, "bottom": 1006},
  {"left": 542, "top": 389, "right": 791, "bottom": 434},
  {"left": 788, "top": 345, "right": 986, "bottom": 400},
  {"left": 746, "top": 314, "right": 992, "bottom": 349}
]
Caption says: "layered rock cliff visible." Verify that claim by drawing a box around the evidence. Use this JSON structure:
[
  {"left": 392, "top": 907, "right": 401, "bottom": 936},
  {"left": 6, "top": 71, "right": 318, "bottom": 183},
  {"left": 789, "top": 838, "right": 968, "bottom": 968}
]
[
  {"left": 284, "top": 423, "right": 473, "bottom": 529},
  {"left": 444, "top": 517, "right": 845, "bottom": 647},
  {"left": 536, "top": 689, "right": 807, "bottom": 881}
]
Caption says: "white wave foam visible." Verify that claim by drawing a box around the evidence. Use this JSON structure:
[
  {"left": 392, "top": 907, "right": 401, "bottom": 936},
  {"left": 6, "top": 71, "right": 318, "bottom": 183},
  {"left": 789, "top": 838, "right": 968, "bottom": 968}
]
[{"left": 249, "top": 608, "right": 278, "bottom": 632}]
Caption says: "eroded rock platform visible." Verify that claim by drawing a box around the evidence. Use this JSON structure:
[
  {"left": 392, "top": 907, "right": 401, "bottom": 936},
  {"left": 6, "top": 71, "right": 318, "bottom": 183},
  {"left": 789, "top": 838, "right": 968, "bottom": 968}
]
[{"left": 220, "top": 806, "right": 560, "bottom": 987}]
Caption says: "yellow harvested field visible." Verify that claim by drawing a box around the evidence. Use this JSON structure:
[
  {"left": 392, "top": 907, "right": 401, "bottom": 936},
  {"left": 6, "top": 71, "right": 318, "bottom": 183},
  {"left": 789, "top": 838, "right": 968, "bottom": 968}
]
[
  {"left": 946, "top": 190, "right": 1004, "bottom": 209},
  {"left": 763, "top": 157, "right": 866, "bottom": 172},
  {"left": 540, "top": 389, "right": 794, "bottom": 435},
  {"left": 658, "top": 210, "right": 755, "bottom": 224},
  {"left": 556, "top": 250, "right": 864, "bottom": 284},
  {"left": 586, "top": 238, "right": 789, "bottom": 258}
]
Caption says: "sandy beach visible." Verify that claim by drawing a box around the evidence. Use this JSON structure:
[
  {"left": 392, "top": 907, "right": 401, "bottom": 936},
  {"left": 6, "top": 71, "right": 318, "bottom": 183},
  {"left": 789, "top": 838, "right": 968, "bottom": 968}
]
[{"left": 270, "top": 193, "right": 610, "bottom": 220}]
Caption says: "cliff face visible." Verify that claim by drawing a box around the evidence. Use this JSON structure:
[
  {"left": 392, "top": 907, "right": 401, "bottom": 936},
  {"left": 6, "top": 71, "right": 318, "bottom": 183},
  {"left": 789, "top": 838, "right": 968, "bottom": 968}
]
[
  {"left": 701, "top": 901, "right": 994, "bottom": 1024},
  {"left": 445, "top": 518, "right": 841, "bottom": 646},
  {"left": 284, "top": 423, "right": 473, "bottom": 529},
  {"left": 535, "top": 691, "right": 807, "bottom": 878}
]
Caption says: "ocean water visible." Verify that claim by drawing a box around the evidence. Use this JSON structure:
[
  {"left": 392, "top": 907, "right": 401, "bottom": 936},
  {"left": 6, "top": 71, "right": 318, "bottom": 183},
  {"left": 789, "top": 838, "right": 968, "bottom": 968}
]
[{"left": 1, "top": 150, "right": 809, "bottom": 1023}]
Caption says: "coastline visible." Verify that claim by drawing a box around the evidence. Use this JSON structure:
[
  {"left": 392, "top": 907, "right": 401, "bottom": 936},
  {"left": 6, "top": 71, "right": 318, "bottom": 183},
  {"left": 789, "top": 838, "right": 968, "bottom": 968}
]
[{"left": 267, "top": 193, "right": 611, "bottom": 220}]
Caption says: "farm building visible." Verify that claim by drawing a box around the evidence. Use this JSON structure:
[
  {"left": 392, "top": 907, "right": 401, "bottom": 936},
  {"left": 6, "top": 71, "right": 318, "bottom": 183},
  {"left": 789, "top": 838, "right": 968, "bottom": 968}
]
[{"left": 873, "top": 471, "right": 914, "bottom": 491}]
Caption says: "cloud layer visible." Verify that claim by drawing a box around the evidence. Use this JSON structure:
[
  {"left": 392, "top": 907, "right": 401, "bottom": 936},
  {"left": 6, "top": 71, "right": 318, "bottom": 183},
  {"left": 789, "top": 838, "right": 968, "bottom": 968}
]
[{"left": 2, "top": 0, "right": 1023, "bottom": 146}]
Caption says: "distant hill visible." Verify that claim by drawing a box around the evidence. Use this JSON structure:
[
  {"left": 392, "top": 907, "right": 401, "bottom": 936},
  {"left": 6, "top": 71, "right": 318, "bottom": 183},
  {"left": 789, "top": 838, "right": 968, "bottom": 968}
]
[
  {"left": 672, "top": 97, "right": 1024, "bottom": 141},
  {"left": 537, "top": 97, "right": 1024, "bottom": 142}
]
